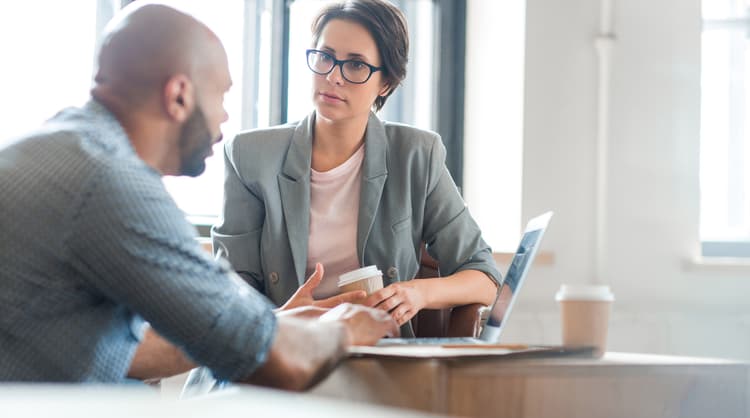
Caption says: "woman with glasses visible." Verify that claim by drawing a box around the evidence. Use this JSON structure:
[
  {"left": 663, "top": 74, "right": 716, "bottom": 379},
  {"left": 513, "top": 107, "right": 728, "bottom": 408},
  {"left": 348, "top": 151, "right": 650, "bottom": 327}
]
[{"left": 213, "top": 0, "right": 501, "bottom": 336}]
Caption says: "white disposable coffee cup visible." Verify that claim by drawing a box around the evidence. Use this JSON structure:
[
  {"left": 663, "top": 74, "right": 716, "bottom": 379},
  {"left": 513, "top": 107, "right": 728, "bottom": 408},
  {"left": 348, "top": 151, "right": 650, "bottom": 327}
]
[
  {"left": 338, "top": 265, "right": 384, "bottom": 298},
  {"left": 555, "top": 284, "right": 614, "bottom": 358}
]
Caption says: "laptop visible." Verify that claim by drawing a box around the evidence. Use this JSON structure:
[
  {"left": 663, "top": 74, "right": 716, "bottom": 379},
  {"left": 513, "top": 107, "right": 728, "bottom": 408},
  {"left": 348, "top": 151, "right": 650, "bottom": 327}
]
[{"left": 377, "top": 211, "right": 554, "bottom": 347}]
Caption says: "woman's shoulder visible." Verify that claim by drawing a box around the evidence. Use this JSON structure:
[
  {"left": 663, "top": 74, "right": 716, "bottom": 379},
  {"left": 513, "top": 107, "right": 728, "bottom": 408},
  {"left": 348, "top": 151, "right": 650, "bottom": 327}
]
[
  {"left": 381, "top": 120, "right": 445, "bottom": 159},
  {"left": 382, "top": 120, "right": 440, "bottom": 142},
  {"left": 223, "top": 121, "right": 301, "bottom": 165},
  {"left": 229, "top": 122, "right": 298, "bottom": 150}
]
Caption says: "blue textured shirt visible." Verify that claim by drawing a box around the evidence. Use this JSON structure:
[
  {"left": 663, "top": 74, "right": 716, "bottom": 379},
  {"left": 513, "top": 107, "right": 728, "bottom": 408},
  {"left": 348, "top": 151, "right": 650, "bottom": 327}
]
[{"left": 0, "top": 100, "right": 277, "bottom": 382}]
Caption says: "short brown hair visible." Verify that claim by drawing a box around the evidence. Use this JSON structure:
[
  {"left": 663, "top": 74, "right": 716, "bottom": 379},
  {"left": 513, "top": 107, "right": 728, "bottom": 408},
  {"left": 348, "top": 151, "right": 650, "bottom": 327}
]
[{"left": 311, "top": 0, "right": 409, "bottom": 111}]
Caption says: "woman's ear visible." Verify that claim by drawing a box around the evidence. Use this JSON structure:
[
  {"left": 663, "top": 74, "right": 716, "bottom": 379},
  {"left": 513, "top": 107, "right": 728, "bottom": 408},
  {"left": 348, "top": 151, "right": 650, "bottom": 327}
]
[
  {"left": 163, "top": 74, "right": 194, "bottom": 122},
  {"left": 379, "top": 82, "right": 391, "bottom": 98}
]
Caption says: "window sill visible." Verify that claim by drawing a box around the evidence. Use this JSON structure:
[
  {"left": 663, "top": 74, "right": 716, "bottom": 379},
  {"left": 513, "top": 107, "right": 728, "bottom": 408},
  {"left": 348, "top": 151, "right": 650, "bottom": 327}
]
[
  {"left": 197, "top": 237, "right": 213, "bottom": 254},
  {"left": 493, "top": 251, "right": 555, "bottom": 267},
  {"left": 683, "top": 256, "right": 750, "bottom": 274},
  {"left": 189, "top": 216, "right": 216, "bottom": 238}
]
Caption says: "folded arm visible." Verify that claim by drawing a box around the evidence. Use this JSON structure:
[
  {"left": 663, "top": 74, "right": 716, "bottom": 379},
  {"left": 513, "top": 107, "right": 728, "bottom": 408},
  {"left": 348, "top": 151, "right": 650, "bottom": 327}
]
[
  {"left": 126, "top": 318, "right": 342, "bottom": 390},
  {"left": 128, "top": 304, "right": 398, "bottom": 390}
]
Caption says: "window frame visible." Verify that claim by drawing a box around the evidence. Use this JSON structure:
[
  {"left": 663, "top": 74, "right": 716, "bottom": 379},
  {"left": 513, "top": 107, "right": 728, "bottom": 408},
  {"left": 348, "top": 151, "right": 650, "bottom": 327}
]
[{"left": 700, "top": 7, "right": 750, "bottom": 256}]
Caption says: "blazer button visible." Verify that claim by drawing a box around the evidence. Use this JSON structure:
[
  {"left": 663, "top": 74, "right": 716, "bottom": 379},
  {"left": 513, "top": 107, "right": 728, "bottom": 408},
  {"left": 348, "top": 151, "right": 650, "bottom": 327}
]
[
  {"left": 269, "top": 272, "right": 279, "bottom": 284},
  {"left": 387, "top": 266, "right": 398, "bottom": 279}
]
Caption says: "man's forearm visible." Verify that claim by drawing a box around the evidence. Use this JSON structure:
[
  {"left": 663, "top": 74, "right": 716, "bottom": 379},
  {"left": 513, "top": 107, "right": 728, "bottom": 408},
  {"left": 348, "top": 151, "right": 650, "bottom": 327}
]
[
  {"left": 240, "top": 316, "right": 348, "bottom": 391},
  {"left": 127, "top": 327, "right": 196, "bottom": 380},
  {"left": 128, "top": 317, "right": 346, "bottom": 388}
]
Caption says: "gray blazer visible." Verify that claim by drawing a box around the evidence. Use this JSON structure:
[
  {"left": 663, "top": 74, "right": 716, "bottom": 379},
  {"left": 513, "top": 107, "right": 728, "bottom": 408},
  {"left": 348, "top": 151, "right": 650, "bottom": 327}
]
[{"left": 212, "top": 111, "right": 501, "bottom": 322}]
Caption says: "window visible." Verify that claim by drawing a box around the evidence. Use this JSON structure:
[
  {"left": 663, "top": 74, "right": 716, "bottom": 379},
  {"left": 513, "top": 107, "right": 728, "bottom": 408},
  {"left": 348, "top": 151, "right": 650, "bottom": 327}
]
[
  {"left": 157, "top": 0, "right": 255, "bottom": 222},
  {"left": 701, "top": 1, "right": 750, "bottom": 256},
  {"left": 2, "top": 1, "right": 456, "bottom": 232},
  {"left": 463, "top": 0, "right": 525, "bottom": 252},
  {"left": 0, "top": 0, "right": 104, "bottom": 148}
]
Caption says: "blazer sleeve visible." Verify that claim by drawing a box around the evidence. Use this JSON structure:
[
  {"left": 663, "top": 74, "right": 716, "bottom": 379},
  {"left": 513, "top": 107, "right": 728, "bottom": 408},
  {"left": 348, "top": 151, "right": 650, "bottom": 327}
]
[
  {"left": 421, "top": 137, "right": 502, "bottom": 286},
  {"left": 211, "top": 137, "right": 266, "bottom": 292}
]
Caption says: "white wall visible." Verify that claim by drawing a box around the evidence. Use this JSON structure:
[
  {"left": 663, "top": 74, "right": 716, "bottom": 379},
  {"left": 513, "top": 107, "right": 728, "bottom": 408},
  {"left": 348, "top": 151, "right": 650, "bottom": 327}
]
[{"left": 465, "top": 0, "right": 750, "bottom": 361}]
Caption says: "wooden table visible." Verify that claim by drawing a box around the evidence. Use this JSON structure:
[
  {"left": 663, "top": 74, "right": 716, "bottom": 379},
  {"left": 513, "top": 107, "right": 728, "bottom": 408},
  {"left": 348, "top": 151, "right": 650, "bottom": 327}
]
[{"left": 311, "top": 350, "right": 749, "bottom": 418}]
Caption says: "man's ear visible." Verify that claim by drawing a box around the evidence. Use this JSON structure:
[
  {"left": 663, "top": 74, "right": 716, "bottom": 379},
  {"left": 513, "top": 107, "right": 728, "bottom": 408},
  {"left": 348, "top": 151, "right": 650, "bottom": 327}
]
[{"left": 164, "top": 74, "right": 194, "bottom": 122}]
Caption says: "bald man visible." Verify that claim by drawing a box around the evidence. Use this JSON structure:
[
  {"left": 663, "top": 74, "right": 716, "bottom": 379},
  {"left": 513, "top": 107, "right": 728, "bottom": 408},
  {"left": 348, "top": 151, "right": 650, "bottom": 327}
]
[{"left": 0, "top": 3, "right": 397, "bottom": 389}]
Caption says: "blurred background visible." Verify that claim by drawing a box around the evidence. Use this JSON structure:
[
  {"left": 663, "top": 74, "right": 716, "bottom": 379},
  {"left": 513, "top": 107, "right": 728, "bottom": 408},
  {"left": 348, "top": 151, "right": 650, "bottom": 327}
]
[{"left": 0, "top": 0, "right": 748, "bottom": 361}]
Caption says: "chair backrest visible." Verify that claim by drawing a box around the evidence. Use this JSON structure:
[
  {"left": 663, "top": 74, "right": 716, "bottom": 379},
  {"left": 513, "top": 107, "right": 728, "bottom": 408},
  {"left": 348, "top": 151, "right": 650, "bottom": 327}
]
[{"left": 410, "top": 244, "right": 485, "bottom": 338}]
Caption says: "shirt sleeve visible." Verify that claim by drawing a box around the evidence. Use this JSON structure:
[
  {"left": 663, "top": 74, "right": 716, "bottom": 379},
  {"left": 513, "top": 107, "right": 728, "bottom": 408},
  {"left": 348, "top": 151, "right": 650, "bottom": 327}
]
[{"left": 65, "top": 162, "right": 276, "bottom": 382}]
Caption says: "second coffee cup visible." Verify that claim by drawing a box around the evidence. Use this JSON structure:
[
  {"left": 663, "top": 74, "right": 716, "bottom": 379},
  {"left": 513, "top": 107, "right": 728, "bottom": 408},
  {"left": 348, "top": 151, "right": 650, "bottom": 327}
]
[
  {"left": 338, "top": 265, "right": 384, "bottom": 297},
  {"left": 555, "top": 284, "right": 614, "bottom": 358}
]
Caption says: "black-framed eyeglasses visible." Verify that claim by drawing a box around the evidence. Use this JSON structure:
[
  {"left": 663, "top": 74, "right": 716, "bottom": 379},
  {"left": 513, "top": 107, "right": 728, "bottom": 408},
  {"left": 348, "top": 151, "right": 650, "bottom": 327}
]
[{"left": 306, "top": 49, "right": 383, "bottom": 84}]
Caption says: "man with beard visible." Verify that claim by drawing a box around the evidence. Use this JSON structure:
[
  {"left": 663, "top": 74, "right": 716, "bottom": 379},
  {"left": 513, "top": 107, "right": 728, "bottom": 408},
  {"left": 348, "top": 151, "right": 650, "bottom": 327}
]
[{"left": 0, "top": 3, "right": 398, "bottom": 388}]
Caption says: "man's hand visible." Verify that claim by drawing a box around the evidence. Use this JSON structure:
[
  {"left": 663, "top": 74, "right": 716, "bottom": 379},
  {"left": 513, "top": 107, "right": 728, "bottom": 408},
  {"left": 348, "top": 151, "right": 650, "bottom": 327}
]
[
  {"left": 275, "top": 305, "right": 329, "bottom": 319},
  {"left": 320, "top": 303, "right": 400, "bottom": 346},
  {"left": 280, "top": 263, "right": 366, "bottom": 311},
  {"left": 243, "top": 303, "right": 396, "bottom": 391},
  {"left": 364, "top": 281, "right": 427, "bottom": 326}
]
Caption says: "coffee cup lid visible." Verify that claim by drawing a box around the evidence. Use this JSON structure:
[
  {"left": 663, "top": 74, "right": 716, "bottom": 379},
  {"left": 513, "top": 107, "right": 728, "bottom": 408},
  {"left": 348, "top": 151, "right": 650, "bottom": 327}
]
[
  {"left": 555, "top": 284, "right": 614, "bottom": 301},
  {"left": 338, "top": 265, "right": 382, "bottom": 287}
]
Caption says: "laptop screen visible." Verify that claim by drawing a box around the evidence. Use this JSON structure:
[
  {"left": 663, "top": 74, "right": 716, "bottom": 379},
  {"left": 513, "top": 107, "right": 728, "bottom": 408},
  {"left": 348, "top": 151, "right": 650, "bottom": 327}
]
[{"left": 479, "top": 212, "right": 552, "bottom": 342}]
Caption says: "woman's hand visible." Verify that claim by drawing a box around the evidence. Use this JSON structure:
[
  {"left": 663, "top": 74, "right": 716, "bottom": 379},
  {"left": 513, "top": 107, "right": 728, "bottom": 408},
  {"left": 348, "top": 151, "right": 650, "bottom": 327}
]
[
  {"left": 279, "top": 263, "right": 367, "bottom": 311},
  {"left": 364, "top": 280, "right": 428, "bottom": 326}
]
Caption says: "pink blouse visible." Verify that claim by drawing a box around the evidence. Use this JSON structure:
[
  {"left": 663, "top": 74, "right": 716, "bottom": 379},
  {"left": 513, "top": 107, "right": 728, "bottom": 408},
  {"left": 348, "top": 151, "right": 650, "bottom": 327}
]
[{"left": 306, "top": 144, "right": 365, "bottom": 299}]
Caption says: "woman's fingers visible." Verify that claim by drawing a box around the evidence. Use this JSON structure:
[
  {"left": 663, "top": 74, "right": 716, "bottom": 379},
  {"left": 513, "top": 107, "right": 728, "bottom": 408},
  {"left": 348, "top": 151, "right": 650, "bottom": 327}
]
[
  {"left": 314, "top": 290, "right": 367, "bottom": 308},
  {"left": 364, "top": 285, "right": 396, "bottom": 308},
  {"left": 302, "top": 263, "right": 325, "bottom": 291},
  {"left": 392, "top": 306, "right": 414, "bottom": 326},
  {"left": 378, "top": 296, "right": 401, "bottom": 312}
]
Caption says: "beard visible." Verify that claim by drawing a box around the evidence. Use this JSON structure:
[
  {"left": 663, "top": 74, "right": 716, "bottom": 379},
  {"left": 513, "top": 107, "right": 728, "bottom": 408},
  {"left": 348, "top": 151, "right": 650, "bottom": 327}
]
[{"left": 178, "top": 105, "right": 220, "bottom": 177}]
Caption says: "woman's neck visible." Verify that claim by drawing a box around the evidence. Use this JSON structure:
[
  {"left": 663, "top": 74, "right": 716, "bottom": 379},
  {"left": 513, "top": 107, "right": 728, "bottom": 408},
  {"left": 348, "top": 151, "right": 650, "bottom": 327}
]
[{"left": 311, "top": 112, "right": 368, "bottom": 172}]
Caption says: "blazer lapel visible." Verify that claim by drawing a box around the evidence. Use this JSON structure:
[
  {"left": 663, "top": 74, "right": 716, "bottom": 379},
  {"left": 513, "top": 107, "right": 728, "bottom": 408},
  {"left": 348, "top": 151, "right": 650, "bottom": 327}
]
[
  {"left": 357, "top": 113, "right": 388, "bottom": 263},
  {"left": 278, "top": 114, "right": 314, "bottom": 285}
]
